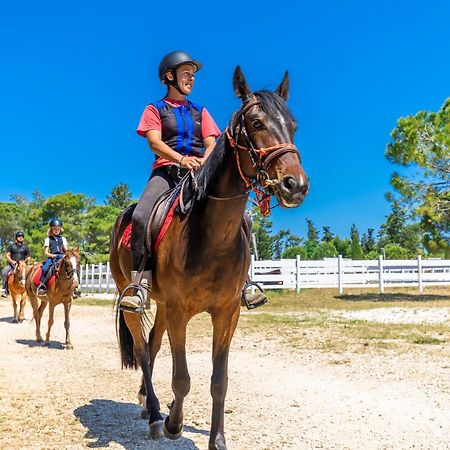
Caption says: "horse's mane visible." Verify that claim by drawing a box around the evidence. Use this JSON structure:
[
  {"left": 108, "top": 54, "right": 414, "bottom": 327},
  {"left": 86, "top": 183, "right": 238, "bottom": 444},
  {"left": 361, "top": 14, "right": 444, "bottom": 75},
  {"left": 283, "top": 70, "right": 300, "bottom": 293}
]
[{"left": 180, "top": 90, "right": 294, "bottom": 211}]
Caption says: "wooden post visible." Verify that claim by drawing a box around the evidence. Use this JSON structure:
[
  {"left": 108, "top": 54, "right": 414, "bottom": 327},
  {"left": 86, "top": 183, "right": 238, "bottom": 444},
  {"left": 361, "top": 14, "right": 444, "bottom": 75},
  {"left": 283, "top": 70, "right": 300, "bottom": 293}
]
[
  {"left": 296, "top": 255, "right": 301, "bottom": 293},
  {"left": 106, "top": 261, "right": 111, "bottom": 294},
  {"left": 84, "top": 263, "right": 89, "bottom": 294},
  {"left": 98, "top": 263, "right": 103, "bottom": 293},
  {"left": 80, "top": 265, "right": 84, "bottom": 294},
  {"left": 378, "top": 255, "right": 384, "bottom": 293},
  {"left": 338, "top": 255, "right": 343, "bottom": 294},
  {"left": 417, "top": 255, "right": 423, "bottom": 293}
]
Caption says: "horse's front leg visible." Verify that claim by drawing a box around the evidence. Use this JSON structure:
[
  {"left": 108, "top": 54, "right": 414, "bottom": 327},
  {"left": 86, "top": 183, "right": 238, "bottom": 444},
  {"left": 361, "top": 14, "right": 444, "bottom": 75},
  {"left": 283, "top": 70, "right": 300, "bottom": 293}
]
[
  {"left": 44, "top": 303, "right": 55, "bottom": 346},
  {"left": 123, "top": 311, "right": 164, "bottom": 438},
  {"left": 63, "top": 300, "right": 73, "bottom": 349},
  {"left": 18, "top": 292, "right": 27, "bottom": 322},
  {"left": 35, "top": 299, "right": 47, "bottom": 342},
  {"left": 209, "top": 303, "right": 240, "bottom": 450},
  {"left": 11, "top": 293, "right": 19, "bottom": 323},
  {"left": 164, "top": 310, "right": 189, "bottom": 440}
]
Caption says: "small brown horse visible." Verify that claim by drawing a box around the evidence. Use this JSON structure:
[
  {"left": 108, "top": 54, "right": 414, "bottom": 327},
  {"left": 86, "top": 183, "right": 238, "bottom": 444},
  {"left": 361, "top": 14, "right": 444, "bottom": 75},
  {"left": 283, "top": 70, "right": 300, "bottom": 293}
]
[
  {"left": 26, "top": 248, "right": 80, "bottom": 349},
  {"left": 7, "top": 260, "right": 30, "bottom": 323},
  {"left": 110, "top": 67, "right": 309, "bottom": 449}
]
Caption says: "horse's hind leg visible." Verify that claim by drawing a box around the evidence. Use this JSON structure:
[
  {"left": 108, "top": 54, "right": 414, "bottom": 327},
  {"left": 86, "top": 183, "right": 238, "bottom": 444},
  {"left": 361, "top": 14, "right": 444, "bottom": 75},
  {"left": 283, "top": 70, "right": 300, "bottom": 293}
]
[
  {"left": 64, "top": 301, "right": 73, "bottom": 349},
  {"left": 164, "top": 311, "right": 189, "bottom": 440},
  {"left": 44, "top": 303, "right": 55, "bottom": 346},
  {"left": 139, "top": 305, "right": 167, "bottom": 416},
  {"left": 209, "top": 304, "right": 240, "bottom": 450},
  {"left": 123, "top": 311, "right": 164, "bottom": 438}
]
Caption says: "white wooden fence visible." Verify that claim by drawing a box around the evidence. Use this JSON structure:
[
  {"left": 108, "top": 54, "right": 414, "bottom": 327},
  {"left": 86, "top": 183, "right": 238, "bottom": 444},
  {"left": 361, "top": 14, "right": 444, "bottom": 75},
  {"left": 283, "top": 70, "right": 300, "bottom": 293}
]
[{"left": 79, "top": 257, "right": 450, "bottom": 295}]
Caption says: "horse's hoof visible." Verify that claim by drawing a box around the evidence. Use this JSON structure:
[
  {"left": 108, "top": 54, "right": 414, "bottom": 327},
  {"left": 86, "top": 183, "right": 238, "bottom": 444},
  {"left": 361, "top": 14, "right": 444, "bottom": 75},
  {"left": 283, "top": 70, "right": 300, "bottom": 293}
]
[
  {"left": 43, "top": 341, "right": 50, "bottom": 347},
  {"left": 65, "top": 344, "right": 74, "bottom": 350},
  {"left": 209, "top": 437, "right": 227, "bottom": 450},
  {"left": 12, "top": 318, "right": 18, "bottom": 324},
  {"left": 163, "top": 416, "right": 183, "bottom": 440},
  {"left": 18, "top": 319, "right": 24, "bottom": 323},
  {"left": 36, "top": 337, "right": 43, "bottom": 343},
  {"left": 149, "top": 419, "right": 164, "bottom": 439}
]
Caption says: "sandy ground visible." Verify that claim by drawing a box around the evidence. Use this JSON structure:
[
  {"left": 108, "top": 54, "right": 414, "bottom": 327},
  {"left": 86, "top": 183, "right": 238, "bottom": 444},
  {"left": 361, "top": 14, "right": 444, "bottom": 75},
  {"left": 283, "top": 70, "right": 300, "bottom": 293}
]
[{"left": 0, "top": 298, "right": 449, "bottom": 450}]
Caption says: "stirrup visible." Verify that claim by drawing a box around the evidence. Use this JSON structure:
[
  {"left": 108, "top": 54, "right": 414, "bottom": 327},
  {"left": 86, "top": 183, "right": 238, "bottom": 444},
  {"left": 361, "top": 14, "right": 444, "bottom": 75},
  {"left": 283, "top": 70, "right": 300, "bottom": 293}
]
[
  {"left": 118, "top": 284, "right": 148, "bottom": 314},
  {"left": 241, "top": 281, "right": 268, "bottom": 310}
]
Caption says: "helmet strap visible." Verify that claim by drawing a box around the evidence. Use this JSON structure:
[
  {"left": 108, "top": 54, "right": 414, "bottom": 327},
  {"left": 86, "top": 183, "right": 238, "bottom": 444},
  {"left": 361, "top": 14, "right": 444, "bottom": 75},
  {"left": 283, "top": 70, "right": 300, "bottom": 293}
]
[{"left": 167, "top": 69, "right": 189, "bottom": 96}]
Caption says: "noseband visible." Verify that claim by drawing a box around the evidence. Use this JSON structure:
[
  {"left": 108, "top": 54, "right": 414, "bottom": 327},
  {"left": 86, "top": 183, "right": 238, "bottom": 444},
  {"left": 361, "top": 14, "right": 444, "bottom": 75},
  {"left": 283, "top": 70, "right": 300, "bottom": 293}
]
[{"left": 226, "top": 98, "right": 299, "bottom": 215}]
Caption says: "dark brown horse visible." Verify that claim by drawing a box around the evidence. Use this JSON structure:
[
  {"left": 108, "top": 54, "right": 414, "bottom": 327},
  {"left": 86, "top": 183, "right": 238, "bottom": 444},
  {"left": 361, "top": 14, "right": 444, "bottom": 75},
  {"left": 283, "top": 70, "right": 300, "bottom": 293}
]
[
  {"left": 110, "top": 67, "right": 309, "bottom": 449},
  {"left": 26, "top": 248, "right": 80, "bottom": 348},
  {"left": 7, "top": 260, "right": 30, "bottom": 323}
]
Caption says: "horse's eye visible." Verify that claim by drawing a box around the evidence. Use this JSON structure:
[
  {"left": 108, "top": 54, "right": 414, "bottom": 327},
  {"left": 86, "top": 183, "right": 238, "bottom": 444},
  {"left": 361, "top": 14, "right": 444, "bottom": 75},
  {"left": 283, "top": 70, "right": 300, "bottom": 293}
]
[{"left": 252, "top": 119, "right": 263, "bottom": 129}]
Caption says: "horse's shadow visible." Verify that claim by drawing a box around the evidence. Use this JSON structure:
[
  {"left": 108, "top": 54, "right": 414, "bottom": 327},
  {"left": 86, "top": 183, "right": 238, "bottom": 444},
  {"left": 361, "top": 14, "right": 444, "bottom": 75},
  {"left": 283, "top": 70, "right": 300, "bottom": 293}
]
[
  {"left": 15, "top": 339, "right": 65, "bottom": 349},
  {"left": 0, "top": 316, "right": 21, "bottom": 323},
  {"left": 74, "top": 399, "right": 207, "bottom": 449}
]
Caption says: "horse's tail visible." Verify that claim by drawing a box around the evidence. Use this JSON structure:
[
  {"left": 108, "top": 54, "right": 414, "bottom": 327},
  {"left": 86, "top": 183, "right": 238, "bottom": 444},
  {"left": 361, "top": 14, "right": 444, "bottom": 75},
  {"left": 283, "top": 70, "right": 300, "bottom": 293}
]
[
  {"left": 114, "top": 297, "right": 152, "bottom": 370},
  {"left": 115, "top": 308, "right": 138, "bottom": 370}
]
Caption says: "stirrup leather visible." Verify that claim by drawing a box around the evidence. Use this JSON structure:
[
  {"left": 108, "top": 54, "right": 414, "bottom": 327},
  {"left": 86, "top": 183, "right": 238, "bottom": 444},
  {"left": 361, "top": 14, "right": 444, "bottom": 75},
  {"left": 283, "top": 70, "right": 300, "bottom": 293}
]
[
  {"left": 241, "top": 281, "right": 268, "bottom": 310},
  {"left": 118, "top": 283, "right": 148, "bottom": 314}
]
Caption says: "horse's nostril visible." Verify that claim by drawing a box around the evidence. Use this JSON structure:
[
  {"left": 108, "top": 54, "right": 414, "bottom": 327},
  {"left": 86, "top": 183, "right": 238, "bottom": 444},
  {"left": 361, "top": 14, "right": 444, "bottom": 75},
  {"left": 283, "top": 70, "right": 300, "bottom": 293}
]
[{"left": 282, "top": 176, "right": 297, "bottom": 191}]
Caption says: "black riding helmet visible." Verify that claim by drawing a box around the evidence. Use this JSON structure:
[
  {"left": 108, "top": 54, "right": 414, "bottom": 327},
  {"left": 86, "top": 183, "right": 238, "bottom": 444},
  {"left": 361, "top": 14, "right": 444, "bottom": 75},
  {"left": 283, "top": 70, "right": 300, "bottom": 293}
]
[
  {"left": 49, "top": 218, "right": 63, "bottom": 227},
  {"left": 15, "top": 231, "right": 25, "bottom": 238},
  {"left": 158, "top": 51, "right": 202, "bottom": 95}
]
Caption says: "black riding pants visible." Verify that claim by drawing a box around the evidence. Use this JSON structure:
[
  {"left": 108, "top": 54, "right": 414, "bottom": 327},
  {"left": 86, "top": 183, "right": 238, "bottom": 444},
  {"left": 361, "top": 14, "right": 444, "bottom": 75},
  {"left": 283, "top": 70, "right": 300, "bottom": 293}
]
[{"left": 131, "top": 168, "right": 176, "bottom": 270}]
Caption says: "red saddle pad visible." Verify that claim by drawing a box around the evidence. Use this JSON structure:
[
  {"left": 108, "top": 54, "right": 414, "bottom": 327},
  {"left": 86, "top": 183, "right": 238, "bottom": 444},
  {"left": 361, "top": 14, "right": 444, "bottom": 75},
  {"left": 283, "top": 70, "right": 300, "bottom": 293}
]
[{"left": 33, "top": 268, "right": 56, "bottom": 288}]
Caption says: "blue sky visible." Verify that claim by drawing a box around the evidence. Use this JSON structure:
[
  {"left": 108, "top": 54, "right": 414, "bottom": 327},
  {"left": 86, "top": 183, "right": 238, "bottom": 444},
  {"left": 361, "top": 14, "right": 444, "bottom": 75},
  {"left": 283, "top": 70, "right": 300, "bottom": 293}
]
[{"left": 1, "top": 0, "right": 449, "bottom": 239}]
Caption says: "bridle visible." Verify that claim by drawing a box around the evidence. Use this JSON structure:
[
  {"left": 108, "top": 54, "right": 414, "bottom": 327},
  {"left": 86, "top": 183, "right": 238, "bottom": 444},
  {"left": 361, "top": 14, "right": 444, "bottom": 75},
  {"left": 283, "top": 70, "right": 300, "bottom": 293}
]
[
  {"left": 57, "top": 256, "right": 78, "bottom": 283},
  {"left": 225, "top": 97, "right": 299, "bottom": 215}
]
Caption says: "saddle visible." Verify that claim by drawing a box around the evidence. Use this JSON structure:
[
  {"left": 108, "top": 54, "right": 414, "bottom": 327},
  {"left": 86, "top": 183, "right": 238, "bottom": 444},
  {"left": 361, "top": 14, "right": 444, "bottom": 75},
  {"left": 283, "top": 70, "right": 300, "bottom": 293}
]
[
  {"left": 33, "top": 265, "right": 57, "bottom": 288},
  {"left": 121, "top": 170, "right": 195, "bottom": 255}
]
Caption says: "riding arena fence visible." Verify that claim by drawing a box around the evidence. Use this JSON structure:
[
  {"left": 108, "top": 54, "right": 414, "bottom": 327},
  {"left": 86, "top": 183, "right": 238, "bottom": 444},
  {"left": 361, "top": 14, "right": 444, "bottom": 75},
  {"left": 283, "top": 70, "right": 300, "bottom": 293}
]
[{"left": 79, "top": 255, "right": 450, "bottom": 295}]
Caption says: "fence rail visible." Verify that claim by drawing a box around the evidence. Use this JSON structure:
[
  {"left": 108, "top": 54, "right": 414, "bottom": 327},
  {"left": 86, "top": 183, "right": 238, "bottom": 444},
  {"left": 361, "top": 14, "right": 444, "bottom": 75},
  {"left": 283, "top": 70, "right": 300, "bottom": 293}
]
[{"left": 79, "top": 256, "right": 450, "bottom": 295}]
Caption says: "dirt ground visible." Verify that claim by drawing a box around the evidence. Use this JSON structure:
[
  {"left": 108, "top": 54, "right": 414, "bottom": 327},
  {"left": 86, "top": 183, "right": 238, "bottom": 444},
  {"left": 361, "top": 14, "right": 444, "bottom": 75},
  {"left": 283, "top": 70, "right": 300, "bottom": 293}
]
[{"left": 0, "top": 297, "right": 449, "bottom": 450}]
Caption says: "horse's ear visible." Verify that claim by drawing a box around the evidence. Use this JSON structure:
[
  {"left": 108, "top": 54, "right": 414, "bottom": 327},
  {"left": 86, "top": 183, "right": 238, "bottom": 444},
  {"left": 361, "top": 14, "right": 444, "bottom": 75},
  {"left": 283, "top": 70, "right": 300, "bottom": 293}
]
[
  {"left": 73, "top": 246, "right": 80, "bottom": 254},
  {"left": 275, "top": 71, "right": 289, "bottom": 101},
  {"left": 233, "top": 66, "right": 252, "bottom": 102}
]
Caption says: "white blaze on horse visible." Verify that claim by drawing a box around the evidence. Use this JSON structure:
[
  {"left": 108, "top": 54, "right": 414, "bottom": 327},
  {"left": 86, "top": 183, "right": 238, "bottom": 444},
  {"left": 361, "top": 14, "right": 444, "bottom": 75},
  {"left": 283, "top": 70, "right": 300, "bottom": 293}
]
[{"left": 25, "top": 248, "right": 80, "bottom": 349}]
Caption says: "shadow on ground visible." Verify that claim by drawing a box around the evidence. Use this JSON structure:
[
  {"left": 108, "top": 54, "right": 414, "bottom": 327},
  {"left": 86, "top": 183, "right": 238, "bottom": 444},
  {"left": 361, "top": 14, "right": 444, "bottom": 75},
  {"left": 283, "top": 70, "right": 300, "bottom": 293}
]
[
  {"left": 75, "top": 399, "right": 208, "bottom": 449},
  {"left": 15, "top": 339, "right": 65, "bottom": 349},
  {"left": 336, "top": 293, "right": 450, "bottom": 302}
]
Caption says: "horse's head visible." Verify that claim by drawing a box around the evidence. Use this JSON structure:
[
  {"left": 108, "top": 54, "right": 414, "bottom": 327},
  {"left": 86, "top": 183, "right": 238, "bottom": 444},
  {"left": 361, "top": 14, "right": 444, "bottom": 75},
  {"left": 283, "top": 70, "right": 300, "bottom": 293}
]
[
  {"left": 16, "top": 260, "right": 27, "bottom": 286},
  {"left": 229, "top": 66, "right": 309, "bottom": 208},
  {"left": 59, "top": 247, "right": 80, "bottom": 288}
]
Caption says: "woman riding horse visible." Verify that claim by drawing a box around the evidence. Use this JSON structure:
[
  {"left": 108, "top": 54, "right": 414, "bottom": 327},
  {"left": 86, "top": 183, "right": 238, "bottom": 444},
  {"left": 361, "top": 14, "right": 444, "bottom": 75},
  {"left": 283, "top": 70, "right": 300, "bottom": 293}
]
[
  {"left": 110, "top": 66, "right": 309, "bottom": 449},
  {"left": 120, "top": 51, "right": 221, "bottom": 311}
]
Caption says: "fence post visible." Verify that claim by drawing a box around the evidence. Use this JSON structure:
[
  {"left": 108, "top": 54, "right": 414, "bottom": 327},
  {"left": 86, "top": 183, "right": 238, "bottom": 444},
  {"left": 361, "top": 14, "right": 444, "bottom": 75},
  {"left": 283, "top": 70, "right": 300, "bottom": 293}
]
[
  {"left": 91, "top": 264, "right": 95, "bottom": 294},
  {"left": 417, "top": 255, "right": 423, "bottom": 293},
  {"left": 378, "top": 255, "right": 384, "bottom": 293},
  {"left": 296, "top": 255, "right": 301, "bottom": 293},
  {"left": 250, "top": 254, "right": 255, "bottom": 294},
  {"left": 84, "top": 263, "right": 89, "bottom": 294},
  {"left": 338, "top": 255, "right": 343, "bottom": 294},
  {"left": 98, "top": 262, "right": 103, "bottom": 293},
  {"left": 80, "top": 265, "right": 84, "bottom": 294},
  {"left": 106, "top": 261, "right": 111, "bottom": 294}
]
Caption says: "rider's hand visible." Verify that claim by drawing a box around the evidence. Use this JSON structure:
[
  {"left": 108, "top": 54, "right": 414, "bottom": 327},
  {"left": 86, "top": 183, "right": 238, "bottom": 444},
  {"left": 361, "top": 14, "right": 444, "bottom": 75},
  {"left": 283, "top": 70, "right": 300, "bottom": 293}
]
[{"left": 180, "top": 155, "right": 202, "bottom": 171}]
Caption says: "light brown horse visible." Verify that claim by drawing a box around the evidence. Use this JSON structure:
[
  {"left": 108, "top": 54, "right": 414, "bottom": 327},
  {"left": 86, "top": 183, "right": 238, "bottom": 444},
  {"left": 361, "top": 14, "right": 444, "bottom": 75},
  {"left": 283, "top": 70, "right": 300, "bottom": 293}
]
[
  {"left": 7, "top": 260, "right": 30, "bottom": 323},
  {"left": 25, "top": 248, "right": 80, "bottom": 349},
  {"left": 110, "top": 67, "right": 309, "bottom": 449}
]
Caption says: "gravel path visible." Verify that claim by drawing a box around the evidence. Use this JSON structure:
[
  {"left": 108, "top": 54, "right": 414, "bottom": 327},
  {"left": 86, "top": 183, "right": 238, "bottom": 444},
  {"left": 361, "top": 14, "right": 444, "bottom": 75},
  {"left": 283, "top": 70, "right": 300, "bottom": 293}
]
[{"left": 0, "top": 299, "right": 449, "bottom": 449}]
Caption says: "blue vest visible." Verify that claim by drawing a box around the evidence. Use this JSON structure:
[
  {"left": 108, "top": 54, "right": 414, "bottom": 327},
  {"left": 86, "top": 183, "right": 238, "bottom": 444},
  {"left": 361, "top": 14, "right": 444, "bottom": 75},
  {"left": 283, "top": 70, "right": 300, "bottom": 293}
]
[
  {"left": 152, "top": 100, "right": 204, "bottom": 159},
  {"left": 48, "top": 235, "right": 64, "bottom": 255}
]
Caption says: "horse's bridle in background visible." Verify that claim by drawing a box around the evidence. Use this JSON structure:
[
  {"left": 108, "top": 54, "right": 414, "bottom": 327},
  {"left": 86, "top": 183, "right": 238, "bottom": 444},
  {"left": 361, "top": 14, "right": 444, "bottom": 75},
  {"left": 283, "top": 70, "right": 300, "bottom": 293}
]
[{"left": 225, "top": 97, "right": 299, "bottom": 215}]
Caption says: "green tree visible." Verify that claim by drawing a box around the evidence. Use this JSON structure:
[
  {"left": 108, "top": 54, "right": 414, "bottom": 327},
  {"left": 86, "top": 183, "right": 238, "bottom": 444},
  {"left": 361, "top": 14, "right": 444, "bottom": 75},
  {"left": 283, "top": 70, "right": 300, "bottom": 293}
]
[
  {"left": 282, "top": 245, "right": 307, "bottom": 259},
  {"left": 311, "top": 241, "right": 338, "bottom": 259},
  {"left": 361, "top": 228, "right": 376, "bottom": 255},
  {"left": 384, "top": 243, "right": 410, "bottom": 259},
  {"left": 250, "top": 206, "right": 273, "bottom": 259},
  {"left": 386, "top": 98, "right": 450, "bottom": 256},
  {"left": 350, "top": 224, "right": 364, "bottom": 259},
  {"left": 105, "top": 183, "right": 133, "bottom": 209},
  {"left": 322, "top": 226, "right": 334, "bottom": 242},
  {"left": 332, "top": 236, "right": 351, "bottom": 258},
  {"left": 273, "top": 229, "right": 302, "bottom": 259}
]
